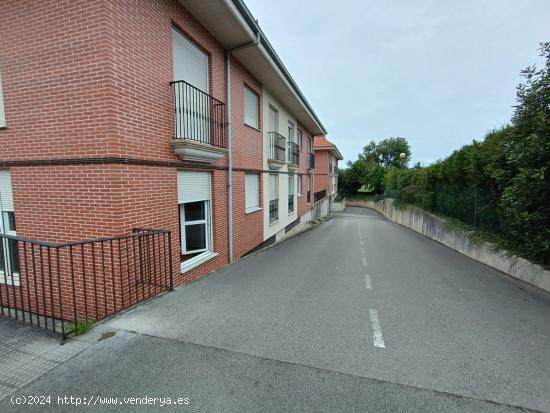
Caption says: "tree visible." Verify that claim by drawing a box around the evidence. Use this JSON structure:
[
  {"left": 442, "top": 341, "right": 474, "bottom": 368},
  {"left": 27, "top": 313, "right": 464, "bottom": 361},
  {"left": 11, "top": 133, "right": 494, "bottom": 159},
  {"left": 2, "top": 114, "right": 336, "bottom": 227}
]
[{"left": 358, "top": 138, "right": 411, "bottom": 168}]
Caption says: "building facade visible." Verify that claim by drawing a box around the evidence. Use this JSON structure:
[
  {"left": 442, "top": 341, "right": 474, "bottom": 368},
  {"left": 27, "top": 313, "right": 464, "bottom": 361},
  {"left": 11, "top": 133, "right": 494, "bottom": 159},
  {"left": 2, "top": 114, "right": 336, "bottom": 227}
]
[
  {"left": 313, "top": 136, "right": 343, "bottom": 212},
  {"left": 0, "top": 0, "right": 333, "bottom": 308}
]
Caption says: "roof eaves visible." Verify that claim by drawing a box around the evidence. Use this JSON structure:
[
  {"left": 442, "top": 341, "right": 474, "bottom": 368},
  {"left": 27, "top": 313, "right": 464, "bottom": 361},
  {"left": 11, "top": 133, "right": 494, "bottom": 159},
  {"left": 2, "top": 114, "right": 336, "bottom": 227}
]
[{"left": 229, "top": 0, "right": 327, "bottom": 135}]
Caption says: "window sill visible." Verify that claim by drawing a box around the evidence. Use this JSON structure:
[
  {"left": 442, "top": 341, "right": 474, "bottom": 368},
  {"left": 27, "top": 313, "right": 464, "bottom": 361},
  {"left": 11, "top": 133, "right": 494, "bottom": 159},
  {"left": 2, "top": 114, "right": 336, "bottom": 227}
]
[
  {"left": 298, "top": 194, "right": 303, "bottom": 198},
  {"left": 269, "top": 219, "right": 279, "bottom": 226},
  {"left": 245, "top": 206, "right": 262, "bottom": 215},
  {"left": 181, "top": 251, "right": 218, "bottom": 274},
  {"left": 244, "top": 123, "right": 261, "bottom": 132},
  {"left": 0, "top": 275, "right": 20, "bottom": 287}
]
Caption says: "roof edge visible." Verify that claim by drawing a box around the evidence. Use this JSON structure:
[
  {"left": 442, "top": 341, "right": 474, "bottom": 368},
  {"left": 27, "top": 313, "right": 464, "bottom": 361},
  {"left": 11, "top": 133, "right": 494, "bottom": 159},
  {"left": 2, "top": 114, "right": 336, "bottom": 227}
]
[{"left": 229, "top": 0, "right": 327, "bottom": 134}]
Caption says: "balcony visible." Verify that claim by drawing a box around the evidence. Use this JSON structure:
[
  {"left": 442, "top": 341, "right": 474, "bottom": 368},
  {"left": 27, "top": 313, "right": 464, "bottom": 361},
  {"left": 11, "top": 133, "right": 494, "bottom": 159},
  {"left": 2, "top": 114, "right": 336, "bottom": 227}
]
[
  {"left": 307, "top": 153, "right": 315, "bottom": 170},
  {"left": 287, "top": 142, "right": 300, "bottom": 170},
  {"left": 268, "top": 132, "right": 286, "bottom": 170},
  {"left": 170, "top": 80, "right": 227, "bottom": 163}
]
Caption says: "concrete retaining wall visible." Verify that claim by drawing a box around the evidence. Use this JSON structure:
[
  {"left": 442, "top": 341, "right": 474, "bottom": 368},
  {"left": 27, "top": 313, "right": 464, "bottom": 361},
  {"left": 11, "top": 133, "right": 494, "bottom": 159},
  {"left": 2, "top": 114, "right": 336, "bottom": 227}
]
[{"left": 347, "top": 198, "right": 550, "bottom": 294}]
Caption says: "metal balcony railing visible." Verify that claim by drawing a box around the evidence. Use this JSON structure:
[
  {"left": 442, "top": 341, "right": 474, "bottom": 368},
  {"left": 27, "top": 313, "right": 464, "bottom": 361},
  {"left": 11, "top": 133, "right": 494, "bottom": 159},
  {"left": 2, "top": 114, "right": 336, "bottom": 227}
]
[
  {"left": 268, "top": 132, "right": 286, "bottom": 162},
  {"left": 314, "top": 189, "right": 327, "bottom": 202},
  {"left": 307, "top": 153, "right": 315, "bottom": 169},
  {"left": 171, "top": 80, "right": 226, "bottom": 148},
  {"left": 287, "top": 142, "right": 300, "bottom": 166}
]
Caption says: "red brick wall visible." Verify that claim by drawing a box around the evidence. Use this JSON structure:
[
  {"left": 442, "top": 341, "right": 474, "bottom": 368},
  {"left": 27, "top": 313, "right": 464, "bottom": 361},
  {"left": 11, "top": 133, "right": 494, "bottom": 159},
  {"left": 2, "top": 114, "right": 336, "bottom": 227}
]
[
  {"left": 104, "top": 0, "right": 228, "bottom": 164},
  {"left": 0, "top": 0, "right": 115, "bottom": 160},
  {"left": 314, "top": 150, "right": 330, "bottom": 195},
  {"left": 1, "top": 0, "right": 316, "bottom": 310},
  {"left": 230, "top": 58, "right": 264, "bottom": 257}
]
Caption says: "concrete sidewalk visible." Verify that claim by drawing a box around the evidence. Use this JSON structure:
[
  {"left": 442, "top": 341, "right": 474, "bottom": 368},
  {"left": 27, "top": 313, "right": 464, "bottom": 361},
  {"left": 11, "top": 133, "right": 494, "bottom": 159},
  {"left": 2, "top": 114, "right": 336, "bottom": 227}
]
[{"left": 0, "top": 318, "right": 90, "bottom": 402}]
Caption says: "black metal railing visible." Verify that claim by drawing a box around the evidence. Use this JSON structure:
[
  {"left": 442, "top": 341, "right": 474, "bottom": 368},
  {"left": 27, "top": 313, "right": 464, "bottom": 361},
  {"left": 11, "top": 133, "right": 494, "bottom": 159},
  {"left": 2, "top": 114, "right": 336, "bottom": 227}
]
[
  {"left": 171, "top": 80, "right": 226, "bottom": 148},
  {"left": 0, "top": 229, "right": 173, "bottom": 338},
  {"left": 307, "top": 153, "right": 315, "bottom": 169},
  {"left": 314, "top": 189, "right": 327, "bottom": 202},
  {"left": 288, "top": 194, "right": 294, "bottom": 213},
  {"left": 268, "top": 132, "right": 286, "bottom": 162},
  {"left": 269, "top": 199, "right": 279, "bottom": 223},
  {"left": 287, "top": 142, "right": 300, "bottom": 166}
]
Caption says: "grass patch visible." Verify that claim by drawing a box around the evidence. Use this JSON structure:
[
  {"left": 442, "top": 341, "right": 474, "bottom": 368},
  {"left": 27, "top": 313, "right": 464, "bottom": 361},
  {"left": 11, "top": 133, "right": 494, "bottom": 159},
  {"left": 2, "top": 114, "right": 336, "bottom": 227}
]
[{"left": 66, "top": 320, "right": 93, "bottom": 339}]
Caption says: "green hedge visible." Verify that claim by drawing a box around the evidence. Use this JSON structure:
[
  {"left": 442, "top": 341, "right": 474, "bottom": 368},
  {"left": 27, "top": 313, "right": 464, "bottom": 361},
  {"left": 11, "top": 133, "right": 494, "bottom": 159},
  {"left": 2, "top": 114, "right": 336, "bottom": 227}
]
[{"left": 384, "top": 43, "right": 550, "bottom": 266}]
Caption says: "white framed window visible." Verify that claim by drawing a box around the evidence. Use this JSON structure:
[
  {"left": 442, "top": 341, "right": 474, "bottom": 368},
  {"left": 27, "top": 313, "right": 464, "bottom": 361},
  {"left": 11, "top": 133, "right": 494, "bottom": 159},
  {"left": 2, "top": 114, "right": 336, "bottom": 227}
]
[
  {"left": 0, "top": 71, "right": 6, "bottom": 128},
  {"left": 180, "top": 201, "right": 210, "bottom": 254},
  {"left": 177, "top": 171, "right": 212, "bottom": 256},
  {"left": 297, "top": 174, "right": 302, "bottom": 196},
  {"left": 297, "top": 130, "right": 302, "bottom": 151},
  {"left": 0, "top": 171, "right": 18, "bottom": 286},
  {"left": 288, "top": 122, "right": 294, "bottom": 143},
  {"left": 269, "top": 174, "right": 279, "bottom": 224},
  {"left": 288, "top": 174, "right": 295, "bottom": 213},
  {"left": 244, "top": 86, "right": 259, "bottom": 129},
  {"left": 245, "top": 173, "right": 260, "bottom": 212}
]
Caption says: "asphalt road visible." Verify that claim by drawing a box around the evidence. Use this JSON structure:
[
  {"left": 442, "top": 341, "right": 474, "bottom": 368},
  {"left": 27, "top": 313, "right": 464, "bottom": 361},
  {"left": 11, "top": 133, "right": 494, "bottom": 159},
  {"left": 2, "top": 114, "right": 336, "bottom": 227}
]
[{"left": 2, "top": 207, "right": 550, "bottom": 412}]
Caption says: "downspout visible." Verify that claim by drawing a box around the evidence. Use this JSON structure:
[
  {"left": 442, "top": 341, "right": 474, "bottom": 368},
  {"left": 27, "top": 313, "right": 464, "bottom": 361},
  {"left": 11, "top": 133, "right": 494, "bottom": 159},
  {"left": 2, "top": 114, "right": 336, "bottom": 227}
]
[{"left": 226, "top": 31, "right": 260, "bottom": 262}]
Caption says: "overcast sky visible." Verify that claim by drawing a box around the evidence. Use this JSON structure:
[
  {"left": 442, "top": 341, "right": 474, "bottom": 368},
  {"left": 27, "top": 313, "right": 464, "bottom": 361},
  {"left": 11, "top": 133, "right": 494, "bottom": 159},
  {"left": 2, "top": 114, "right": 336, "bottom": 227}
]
[{"left": 244, "top": 0, "right": 550, "bottom": 165}]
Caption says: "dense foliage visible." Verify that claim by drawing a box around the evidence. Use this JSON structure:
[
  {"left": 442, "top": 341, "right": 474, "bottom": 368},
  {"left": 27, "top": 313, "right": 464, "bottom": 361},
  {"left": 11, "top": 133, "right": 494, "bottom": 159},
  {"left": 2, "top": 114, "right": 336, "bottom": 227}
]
[
  {"left": 340, "top": 43, "right": 550, "bottom": 265},
  {"left": 339, "top": 137, "right": 410, "bottom": 195}
]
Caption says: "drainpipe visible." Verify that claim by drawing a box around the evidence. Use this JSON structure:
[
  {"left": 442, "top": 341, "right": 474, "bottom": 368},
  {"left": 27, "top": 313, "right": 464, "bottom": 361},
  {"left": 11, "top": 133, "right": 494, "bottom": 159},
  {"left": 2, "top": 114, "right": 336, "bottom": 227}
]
[{"left": 226, "top": 31, "right": 260, "bottom": 262}]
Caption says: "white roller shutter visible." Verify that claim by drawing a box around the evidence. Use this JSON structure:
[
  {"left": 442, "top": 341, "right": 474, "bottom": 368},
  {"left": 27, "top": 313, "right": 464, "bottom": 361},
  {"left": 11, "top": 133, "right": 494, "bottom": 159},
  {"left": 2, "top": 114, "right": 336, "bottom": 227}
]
[
  {"left": 0, "top": 170, "right": 13, "bottom": 212},
  {"left": 177, "top": 171, "right": 210, "bottom": 204},
  {"left": 172, "top": 28, "right": 208, "bottom": 92},
  {"left": 245, "top": 174, "right": 259, "bottom": 211},
  {"left": 0, "top": 72, "right": 5, "bottom": 128}
]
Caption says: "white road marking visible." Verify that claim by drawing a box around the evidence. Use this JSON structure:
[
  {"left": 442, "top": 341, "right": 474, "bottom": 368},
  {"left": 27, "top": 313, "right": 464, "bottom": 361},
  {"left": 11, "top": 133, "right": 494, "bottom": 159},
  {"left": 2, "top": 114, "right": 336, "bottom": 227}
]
[
  {"left": 369, "top": 309, "right": 386, "bottom": 348},
  {"left": 365, "top": 274, "right": 372, "bottom": 289},
  {"left": 360, "top": 246, "right": 366, "bottom": 255},
  {"left": 362, "top": 257, "right": 367, "bottom": 267}
]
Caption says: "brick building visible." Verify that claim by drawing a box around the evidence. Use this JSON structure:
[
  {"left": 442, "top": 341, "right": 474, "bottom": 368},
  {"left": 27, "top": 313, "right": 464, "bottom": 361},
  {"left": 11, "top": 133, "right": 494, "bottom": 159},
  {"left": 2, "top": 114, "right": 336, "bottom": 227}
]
[
  {"left": 313, "top": 136, "right": 343, "bottom": 212},
  {"left": 0, "top": 0, "right": 336, "bottom": 327}
]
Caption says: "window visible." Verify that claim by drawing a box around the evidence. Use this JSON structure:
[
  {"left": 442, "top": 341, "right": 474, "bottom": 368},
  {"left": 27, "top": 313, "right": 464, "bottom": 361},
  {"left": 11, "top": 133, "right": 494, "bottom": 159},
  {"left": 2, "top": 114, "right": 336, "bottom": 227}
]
[
  {"left": 0, "top": 171, "right": 18, "bottom": 285},
  {"left": 307, "top": 173, "right": 312, "bottom": 203},
  {"left": 172, "top": 27, "right": 210, "bottom": 141},
  {"left": 307, "top": 137, "right": 312, "bottom": 154},
  {"left": 297, "top": 130, "right": 302, "bottom": 151},
  {"left": 269, "top": 105, "right": 279, "bottom": 132},
  {"left": 245, "top": 173, "right": 260, "bottom": 212},
  {"left": 269, "top": 174, "right": 279, "bottom": 224},
  {"left": 297, "top": 174, "right": 302, "bottom": 196},
  {"left": 177, "top": 171, "right": 212, "bottom": 256},
  {"left": 244, "top": 86, "right": 259, "bottom": 129},
  {"left": 180, "top": 201, "right": 209, "bottom": 253},
  {"left": 288, "top": 174, "right": 295, "bottom": 213},
  {"left": 0, "top": 71, "right": 5, "bottom": 128}
]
